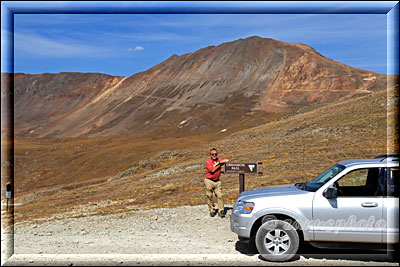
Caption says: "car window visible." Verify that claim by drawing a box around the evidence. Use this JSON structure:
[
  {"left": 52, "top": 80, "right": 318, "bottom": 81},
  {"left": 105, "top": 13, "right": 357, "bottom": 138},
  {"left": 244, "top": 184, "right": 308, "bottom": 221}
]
[
  {"left": 338, "top": 169, "right": 369, "bottom": 186},
  {"left": 336, "top": 168, "right": 381, "bottom": 197},
  {"left": 305, "top": 164, "right": 345, "bottom": 192}
]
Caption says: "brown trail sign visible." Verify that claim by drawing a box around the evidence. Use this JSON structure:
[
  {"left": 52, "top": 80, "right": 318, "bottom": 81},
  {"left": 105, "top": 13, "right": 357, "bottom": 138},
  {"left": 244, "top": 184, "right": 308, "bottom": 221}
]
[{"left": 224, "top": 162, "right": 263, "bottom": 193}]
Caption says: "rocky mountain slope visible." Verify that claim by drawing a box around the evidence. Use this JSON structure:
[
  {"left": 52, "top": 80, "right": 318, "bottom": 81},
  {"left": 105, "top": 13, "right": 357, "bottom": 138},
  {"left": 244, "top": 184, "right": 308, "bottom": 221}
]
[
  {"left": 9, "top": 36, "right": 387, "bottom": 138},
  {"left": 13, "top": 83, "right": 398, "bottom": 222}
]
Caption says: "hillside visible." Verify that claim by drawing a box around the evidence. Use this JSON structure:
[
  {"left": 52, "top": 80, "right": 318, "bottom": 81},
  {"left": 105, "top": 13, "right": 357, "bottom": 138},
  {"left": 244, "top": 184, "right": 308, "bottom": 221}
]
[
  {"left": 9, "top": 36, "right": 387, "bottom": 138},
  {"left": 4, "top": 36, "right": 397, "bottom": 223},
  {"left": 13, "top": 83, "right": 398, "bottom": 222}
]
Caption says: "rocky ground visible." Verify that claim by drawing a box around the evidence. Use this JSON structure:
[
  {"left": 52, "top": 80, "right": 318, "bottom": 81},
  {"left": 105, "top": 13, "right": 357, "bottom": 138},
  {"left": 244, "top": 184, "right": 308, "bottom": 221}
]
[{"left": 2, "top": 204, "right": 398, "bottom": 266}]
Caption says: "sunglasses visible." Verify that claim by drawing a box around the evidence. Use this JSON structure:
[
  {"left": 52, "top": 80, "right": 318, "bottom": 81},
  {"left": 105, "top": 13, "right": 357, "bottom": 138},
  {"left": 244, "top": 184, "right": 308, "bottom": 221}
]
[{"left": 211, "top": 153, "right": 218, "bottom": 156}]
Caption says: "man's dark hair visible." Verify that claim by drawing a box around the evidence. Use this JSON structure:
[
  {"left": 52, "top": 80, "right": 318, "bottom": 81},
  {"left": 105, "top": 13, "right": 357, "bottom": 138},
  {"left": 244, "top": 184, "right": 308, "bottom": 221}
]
[{"left": 210, "top": 148, "right": 217, "bottom": 153}]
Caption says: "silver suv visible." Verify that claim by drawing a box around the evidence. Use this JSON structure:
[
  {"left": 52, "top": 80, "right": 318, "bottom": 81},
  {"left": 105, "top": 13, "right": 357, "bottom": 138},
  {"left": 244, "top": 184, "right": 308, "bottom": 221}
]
[{"left": 230, "top": 155, "right": 399, "bottom": 262}]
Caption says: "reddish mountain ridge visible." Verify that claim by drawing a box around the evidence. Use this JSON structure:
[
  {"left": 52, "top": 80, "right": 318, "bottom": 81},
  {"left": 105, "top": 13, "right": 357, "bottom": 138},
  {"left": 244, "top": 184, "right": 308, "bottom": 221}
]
[{"left": 9, "top": 36, "right": 387, "bottom": 138}]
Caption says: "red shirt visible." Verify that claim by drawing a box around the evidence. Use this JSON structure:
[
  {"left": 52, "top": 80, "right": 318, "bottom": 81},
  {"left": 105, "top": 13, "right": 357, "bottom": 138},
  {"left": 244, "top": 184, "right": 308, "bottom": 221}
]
[{"left": 205, "top": 158, "right": 226, "bottom": 180}]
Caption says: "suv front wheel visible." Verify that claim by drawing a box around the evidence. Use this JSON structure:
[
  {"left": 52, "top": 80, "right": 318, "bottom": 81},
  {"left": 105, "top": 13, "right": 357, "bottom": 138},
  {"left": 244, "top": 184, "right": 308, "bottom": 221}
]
[{"left": 255, "top": 219, "right": 299, "bottom": 262}]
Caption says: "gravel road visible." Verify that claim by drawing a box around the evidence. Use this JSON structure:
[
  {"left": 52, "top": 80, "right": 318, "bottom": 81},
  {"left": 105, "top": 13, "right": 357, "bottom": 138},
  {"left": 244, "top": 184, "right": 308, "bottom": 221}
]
[{"left": 2, "top": 204, "right": 398, "bottom": 266}]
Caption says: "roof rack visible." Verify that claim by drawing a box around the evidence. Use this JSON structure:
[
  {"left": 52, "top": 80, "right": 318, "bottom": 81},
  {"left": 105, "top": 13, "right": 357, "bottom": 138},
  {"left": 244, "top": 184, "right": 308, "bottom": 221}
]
[
  {"left": 374, "top": 154, "right": 399, "bottom": 159},
  {"left": 374, "top": 154, "right": 399, "bottom": 162}
]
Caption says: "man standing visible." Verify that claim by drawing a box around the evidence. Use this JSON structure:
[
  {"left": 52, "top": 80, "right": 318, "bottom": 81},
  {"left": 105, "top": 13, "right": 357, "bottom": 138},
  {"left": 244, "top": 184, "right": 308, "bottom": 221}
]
[{"left": 205, "top": 148, "right": 229, "bottom": 218}]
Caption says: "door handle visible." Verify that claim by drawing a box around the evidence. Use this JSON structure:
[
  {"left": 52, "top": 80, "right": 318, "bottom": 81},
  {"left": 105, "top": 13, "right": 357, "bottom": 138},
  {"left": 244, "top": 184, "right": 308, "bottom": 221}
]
[{"left": 361, "top": 202, "right": 378, "bottom": 208}]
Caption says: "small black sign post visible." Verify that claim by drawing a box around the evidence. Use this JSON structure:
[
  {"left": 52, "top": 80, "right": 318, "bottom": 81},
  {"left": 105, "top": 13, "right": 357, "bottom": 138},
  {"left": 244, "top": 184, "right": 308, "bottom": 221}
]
[
  {"left": 224, "top": 162, "right": 263, "bottom": 193},
  {"left": 6, "top": 182, "right": 12, "bottom": 210}
]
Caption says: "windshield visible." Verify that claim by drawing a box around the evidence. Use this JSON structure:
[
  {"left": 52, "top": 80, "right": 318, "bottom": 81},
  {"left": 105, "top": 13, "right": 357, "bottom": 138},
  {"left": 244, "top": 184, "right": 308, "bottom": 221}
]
[{"left": 305, "top": 164, "right": 345, "bottom": 192}]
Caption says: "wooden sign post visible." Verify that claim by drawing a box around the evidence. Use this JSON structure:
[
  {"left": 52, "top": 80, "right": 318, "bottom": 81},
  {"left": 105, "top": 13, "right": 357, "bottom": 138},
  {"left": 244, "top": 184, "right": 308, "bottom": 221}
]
[{"left": 224, "top": 162, "right": 263, "bottom": 193}]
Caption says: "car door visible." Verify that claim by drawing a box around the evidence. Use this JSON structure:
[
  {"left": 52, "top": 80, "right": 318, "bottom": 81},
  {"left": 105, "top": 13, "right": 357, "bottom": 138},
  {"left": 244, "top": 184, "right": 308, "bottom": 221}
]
[{"left": 312, "top": 167, "right": 384, "bottom": 243}]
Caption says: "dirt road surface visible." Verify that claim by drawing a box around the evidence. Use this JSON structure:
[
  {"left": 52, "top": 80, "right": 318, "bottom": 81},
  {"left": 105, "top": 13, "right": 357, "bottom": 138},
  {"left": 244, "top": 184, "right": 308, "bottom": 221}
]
[{"left": 2, "top": 204, "right": 398, "bottom": 266}]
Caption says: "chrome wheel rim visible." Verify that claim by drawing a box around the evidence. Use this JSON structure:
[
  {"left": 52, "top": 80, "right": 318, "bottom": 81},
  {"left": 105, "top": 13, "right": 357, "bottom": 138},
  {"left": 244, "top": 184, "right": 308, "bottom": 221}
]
[{"left": 264, "top": 229, "right": 290, "bottom": 255}]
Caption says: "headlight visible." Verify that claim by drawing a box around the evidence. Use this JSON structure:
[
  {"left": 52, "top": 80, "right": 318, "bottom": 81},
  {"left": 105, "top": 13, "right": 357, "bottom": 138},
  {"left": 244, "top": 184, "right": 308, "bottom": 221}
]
[{"left": 236, "top": 201, "right": 255, "bottom": 214}]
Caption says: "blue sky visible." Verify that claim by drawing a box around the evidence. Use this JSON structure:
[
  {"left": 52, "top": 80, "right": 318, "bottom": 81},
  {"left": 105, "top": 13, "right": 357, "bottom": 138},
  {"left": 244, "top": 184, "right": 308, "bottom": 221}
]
[{"left": 11, "top": 13, "right": 391, "bottom": 77}]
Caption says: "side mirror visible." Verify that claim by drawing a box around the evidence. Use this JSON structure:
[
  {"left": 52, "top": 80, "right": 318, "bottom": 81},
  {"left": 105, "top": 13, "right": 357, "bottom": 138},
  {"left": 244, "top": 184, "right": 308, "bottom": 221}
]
[{"left": 323, "top": 186, "right": 338, "bottom": 199}]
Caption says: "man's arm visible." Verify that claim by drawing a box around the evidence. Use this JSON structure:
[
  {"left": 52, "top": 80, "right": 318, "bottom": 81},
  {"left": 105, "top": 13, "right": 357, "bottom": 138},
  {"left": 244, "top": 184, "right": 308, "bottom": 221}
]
[
  {"left": 206, "top": 161, "right": 218, "bottom": 174},
  {"left": 211, "top": 158, "right": 230, "bottom": 173},
  {"left": 211, "top": 162, "right": 221, "bottom": 173},
  {"left": 220, "top": 159, "right": 229, "bottom": 164}
]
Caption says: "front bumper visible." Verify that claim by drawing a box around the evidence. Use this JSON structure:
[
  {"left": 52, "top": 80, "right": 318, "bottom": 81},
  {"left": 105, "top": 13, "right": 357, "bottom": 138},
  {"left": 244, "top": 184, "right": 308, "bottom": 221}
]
[{"left": 230, "top": 211, "right": 252, "bottom": 238}]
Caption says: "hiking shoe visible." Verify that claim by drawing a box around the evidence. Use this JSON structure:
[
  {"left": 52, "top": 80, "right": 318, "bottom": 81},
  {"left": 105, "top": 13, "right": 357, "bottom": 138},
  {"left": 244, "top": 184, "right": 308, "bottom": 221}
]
[
  {"left": 209, "top": 211, "right": 217, "bottom": 217},
  {"left": 218, "top": 212, "right": 225, "bottom": 218}
]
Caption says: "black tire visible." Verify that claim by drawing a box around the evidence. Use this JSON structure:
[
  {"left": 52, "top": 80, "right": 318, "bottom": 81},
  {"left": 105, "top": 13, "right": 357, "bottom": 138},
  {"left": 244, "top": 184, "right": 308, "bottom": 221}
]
[
  {"left": 248, "top": 215, "right": 277, "bottom": 253},
  {"left": 255, "top": 219, "right": 299, "bottom": 262}
]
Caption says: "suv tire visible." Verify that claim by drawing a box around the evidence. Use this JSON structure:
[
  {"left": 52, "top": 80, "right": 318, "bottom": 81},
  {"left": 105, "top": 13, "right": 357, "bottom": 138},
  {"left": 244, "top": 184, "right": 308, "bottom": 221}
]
[{"left": 255, "top": 219, "right": 299, "bottom": 262}]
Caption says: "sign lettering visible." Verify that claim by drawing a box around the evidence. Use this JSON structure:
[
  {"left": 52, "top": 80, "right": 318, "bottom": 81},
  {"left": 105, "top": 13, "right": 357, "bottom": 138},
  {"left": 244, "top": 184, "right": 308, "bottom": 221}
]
[{"left": 224, "top": 162, "right": 259, "bottom": 174}]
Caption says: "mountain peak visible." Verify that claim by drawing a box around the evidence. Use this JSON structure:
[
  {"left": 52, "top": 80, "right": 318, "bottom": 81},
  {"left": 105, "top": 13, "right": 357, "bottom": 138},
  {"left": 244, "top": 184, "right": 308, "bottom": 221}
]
[
  {"left": 11, "top": 37, "right": 388, "bottom": 138},
  {"left": 241, "top": 35, "right": 263, "bottom": 40}
]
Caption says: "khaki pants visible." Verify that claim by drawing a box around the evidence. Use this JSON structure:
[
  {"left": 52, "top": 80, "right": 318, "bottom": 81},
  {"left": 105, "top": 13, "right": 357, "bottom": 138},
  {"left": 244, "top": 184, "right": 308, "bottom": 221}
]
[{"left": 204, "top": 178, "right": 224, "bottom": 214}]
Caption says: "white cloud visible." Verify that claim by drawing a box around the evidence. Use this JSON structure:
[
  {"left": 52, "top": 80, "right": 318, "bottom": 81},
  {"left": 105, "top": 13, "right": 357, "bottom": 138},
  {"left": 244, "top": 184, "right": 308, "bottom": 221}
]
[
  {"left": 14, "top": 32, "right": 106, "bottom": 57},
  {"left": 128, "top": 46, "right": 144, "bottom": 51}
]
